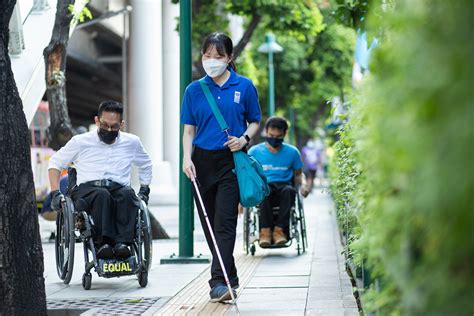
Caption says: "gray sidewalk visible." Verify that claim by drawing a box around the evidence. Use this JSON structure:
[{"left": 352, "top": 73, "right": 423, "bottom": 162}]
[
  {"left": 220, "top": 189, "right": 358, "bottom": 315},
  {"left": 41, "top": 200, "right": 211, "bottom": 314},
  {"left": 41, "top": 187, "right": 359, "bottom": 315}
]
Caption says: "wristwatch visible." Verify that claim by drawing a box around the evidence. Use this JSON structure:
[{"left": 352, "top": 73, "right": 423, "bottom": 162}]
[{"left": 244, "top": 134, "right": 251, "bottom": 145}]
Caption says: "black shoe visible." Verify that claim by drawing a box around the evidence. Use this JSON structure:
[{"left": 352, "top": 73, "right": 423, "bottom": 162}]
[
  {"left": 114, "top": 243, "right": 131, "bottom": 259},
  {"left": 96, "top": 244, "right": 114, "bottom": 259}
]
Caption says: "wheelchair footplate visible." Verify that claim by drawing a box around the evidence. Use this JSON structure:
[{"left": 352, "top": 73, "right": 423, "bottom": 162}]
[
  {"left": 97, "top": 256, "right": 139, "bottom": 278},
  {"left": 260, "top": 240, "right": 293, "bottom": 249}
]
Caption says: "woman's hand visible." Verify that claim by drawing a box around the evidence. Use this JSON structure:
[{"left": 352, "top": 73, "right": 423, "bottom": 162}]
[
  {"left": 183, "top": 157, "right": 196, "bottom": 179},
  {"left": 224, "top": 136, "right": 246, "bottom": 152}
]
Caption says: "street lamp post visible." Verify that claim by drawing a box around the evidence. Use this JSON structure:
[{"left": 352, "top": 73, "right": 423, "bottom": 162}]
[
  {"left": 258, "top": 33, "right": 283, "bottom": 117},
  {"left": 161, "top": 0, "right": 209, "bottom": 264}
]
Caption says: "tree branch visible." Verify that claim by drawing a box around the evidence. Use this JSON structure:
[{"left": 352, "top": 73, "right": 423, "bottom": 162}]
[
  {"left": 43, "top": 0, "right": 76, "bottom": 150},
  {"left": 233, "top": 13, "right": 262, "bottom": 60}
]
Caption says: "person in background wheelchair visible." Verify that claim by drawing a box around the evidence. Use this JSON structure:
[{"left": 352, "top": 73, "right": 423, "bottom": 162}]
[
  {"left": 248, "top": 116, "right": 309, "bottom": 247},
  {"left": 48, "top": 100, "right": 152, "bottom": 260}
]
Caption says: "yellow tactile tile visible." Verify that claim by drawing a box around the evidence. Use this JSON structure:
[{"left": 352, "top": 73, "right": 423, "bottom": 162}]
[{"left": 154, "top": 251, "right": 265, "bottom": 315}]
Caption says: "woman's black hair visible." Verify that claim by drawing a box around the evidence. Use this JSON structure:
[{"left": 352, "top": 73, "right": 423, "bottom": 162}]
[
  {"left": 265, "top": 116, "right": 289, "bottom": 133},
  {"left": 201, "top": 32, "right": 237, "bottom": 71},
  {"left": 98, "top": 100, "right": 123, "bottom": 119}
]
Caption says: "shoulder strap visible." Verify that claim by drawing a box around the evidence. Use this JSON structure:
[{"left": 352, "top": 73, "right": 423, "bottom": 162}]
[{"left": 199, "top": 79, "right": 229, "bottom": 131}]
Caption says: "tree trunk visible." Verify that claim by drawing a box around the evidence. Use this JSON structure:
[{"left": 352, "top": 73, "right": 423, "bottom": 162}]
[
  {"left": 232, "top": 13, "right": 261, "bottom": 61},
  {"left": 44, "top": 0, "right": 75, "bottom": 150},
  {"left": 0, "top": 1, "right": 47, "bottom": 314}
]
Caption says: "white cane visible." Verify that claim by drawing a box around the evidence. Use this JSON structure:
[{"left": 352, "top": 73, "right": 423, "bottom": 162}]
[{"left": 191, "top": 177, "right": 239, "bottom": 307}]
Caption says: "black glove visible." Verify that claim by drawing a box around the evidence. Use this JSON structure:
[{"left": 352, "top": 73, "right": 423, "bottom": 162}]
[
  {"left": 51, "top": 190, "right": 64, "bottom": 211},
  {"left": 138, "top": 185, "right": 150, "bottom": 205}
]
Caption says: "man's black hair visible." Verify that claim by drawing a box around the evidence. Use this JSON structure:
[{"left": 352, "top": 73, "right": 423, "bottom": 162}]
[
  {"left": 264, "top": 116, "right": 289, "bottom": 133},
  {"left": 98, "top": 100, "right": 123, "bottom": 118}
]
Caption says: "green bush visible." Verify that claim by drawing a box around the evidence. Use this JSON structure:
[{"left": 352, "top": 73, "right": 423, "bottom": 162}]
[
  {"left": 329, "top": 124, "right": 362, "bottom": 258},
  {"left": 330, "top": 0, "right": 474, "bottom": 314}
]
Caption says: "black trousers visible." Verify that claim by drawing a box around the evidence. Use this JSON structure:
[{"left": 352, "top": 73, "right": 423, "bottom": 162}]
[
  {"left": 259, "top": 182, "right": 296, "bottom": 230},
  {"left": 71, "top": 182, "right": 140, "bottom": 244},
  {"left": 192, "top": 147, "right": 240, "bottom": 289}
]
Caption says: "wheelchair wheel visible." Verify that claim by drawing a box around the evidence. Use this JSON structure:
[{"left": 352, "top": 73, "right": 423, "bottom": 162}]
[
  {"left": 82, "top": 272, "right": 92, "bottom": 290},
  {"left": 250, "top": 244, "right": 256, "bottom": 256},
  {"left": 55, "top": 197, "right": 75, "bottom": 284},
  {"left": 243, "top": 207, "right": 250, "bottom": 254},
  {"left": 296, "top": 231, "right": 303, "bottom": 255},
  {"left": 137, "top": 201, "right": 152, "bottom": 272},
  {"left": 295, "top": 228, "right": 302, "bottom": 256},
  {"left": 298, "top": 194, "right": 308, "bottom": 253},
  {"left": 138, "top": 270, "right": 148, "bottom": 288}
]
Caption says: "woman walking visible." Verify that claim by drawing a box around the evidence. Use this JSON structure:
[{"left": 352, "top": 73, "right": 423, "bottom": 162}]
[{"left": 181, "top": 32, "right": 261, "bottom": 302}]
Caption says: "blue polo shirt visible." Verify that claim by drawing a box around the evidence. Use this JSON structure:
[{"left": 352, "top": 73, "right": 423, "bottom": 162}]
[
  {"left": 180, "top": 68, "right": 261, "bottom": 150},
  {"left": 249, "top": 142, "right": 303, "bottom": 183}
]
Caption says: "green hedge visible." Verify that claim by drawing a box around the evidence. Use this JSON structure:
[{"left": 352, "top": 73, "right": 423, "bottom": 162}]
[{"left": 330, "top": 0, "right": 474, "bottom": 314}]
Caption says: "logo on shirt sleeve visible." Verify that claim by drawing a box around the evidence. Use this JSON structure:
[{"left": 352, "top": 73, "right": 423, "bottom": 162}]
[{"left": 234, "top": 91, "right": 241, "bottom": 104}]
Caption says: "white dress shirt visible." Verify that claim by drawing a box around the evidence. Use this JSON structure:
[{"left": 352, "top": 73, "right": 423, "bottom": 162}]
[{"left": 48, "top": 130, "right": 152, "bottom": 186}]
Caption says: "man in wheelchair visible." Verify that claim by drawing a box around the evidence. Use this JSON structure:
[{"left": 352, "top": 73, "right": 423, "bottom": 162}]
[
  {"left": 248, "top": 116, "right": 309, "bottom": 247},
  {"left": 48, "top": 101, "right": 153, "bottom": 260}
]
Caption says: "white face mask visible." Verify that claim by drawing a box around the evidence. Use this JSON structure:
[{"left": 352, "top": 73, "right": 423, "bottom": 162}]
[{"left": 202, "top": 58, "right": 228, "bottom": 77}]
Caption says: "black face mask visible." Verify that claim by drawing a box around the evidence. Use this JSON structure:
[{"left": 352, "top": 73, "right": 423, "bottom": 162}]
[
  {"left": 98, "top": 128, "right": 118, "bottom": 144},
  {"left": 265, "top": 137, "right": 284, "bottom": 148}
]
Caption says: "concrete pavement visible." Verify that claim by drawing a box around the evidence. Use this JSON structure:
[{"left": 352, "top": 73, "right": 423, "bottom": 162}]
[{"left": 40, "top": 187, "right": 359, "bottom": 315}]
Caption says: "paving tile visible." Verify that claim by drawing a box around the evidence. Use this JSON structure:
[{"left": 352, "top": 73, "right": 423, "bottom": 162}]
[
  {"left": 258, "top": 255, "right": 313, "bottom": 265},
  {"left": 343, "top": 298, "right": 358, "bottom": 309},
  {"left": 311, "top": 262, "right": 339, "bottom": 268},
  {"left": 341, "top": 285, "right": 355, "bottom": 295},
  {"left": 151, "top": 263, "right": 209, "bottom": 274},
  {"left": 344, "top": 308, "right": 360, "bottom": 315},
  {"left": 246, "top": 276, "right": 309, "bottom": 288},
  {"left": 238, "top": 288, "right": 307, "bottom": 302},
  {"left": 253, "top": 262, "right": 311, "bottom": 277},
  {"left": 311, "top": 270, "right": 340, "bottom": 278},
  {"left": 307, "top": 290, "right": 343, "bottom": 301},
  {"left": 237, "top": 308, "right": 303, "bottom": 316},
  {"left": 309, "top": 277, "right": 341, "bottom": 286},
  {"left": 307, "top": 286, "right": 341, "bottom": 293},
  {"left": 306, "top": 299, "right": 344, "bottom": 309},
  {"left": 236, "top": 301, "right": 305, "bottom": 314},
  {"left": 306, "top": 307, "right": 346, "bottom": 315},
  {"left": 254, "top": 270, "right": 310, "bottom": 277}
]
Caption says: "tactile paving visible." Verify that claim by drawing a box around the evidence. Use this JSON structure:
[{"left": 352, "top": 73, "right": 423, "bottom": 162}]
[{"left": 47, "top": 297, "right": 161, "bottom": 315}]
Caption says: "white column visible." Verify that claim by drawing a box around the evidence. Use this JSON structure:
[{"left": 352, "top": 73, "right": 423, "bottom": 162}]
[
  {"left": 8, "top": 3, "right": 25, "bottom": 56},
  {"left": 162, "top": 0, "right": 180, "bottom": 197},
  {"left": 32, "top": 0, "right": 50, "bottom": 12},
  {"left": 129, "top": 0, "right": 176, "bottom": 204}
]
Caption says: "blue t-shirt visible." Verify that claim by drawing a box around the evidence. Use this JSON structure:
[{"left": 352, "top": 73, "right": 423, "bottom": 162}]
[
  {"left": 180, "top": 68, "right": 261, "bottom": 150},
  {"left": 249, "top": 142, "right": 303, "bottom": 183}
]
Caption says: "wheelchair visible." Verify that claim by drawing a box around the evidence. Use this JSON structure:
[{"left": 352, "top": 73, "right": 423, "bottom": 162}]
[
  {"left": 54, "top": 169, "right": 153, "bottom": 290},
  {"left": 243, "top": 186, "right": 308, "bottom": 256}
]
